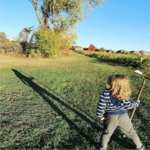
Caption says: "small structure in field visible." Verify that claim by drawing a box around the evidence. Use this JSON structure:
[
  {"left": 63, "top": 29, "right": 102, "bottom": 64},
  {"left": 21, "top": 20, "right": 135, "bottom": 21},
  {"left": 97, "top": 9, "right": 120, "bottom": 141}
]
[
  {"left": 75, "top": 46, "right": 83, "bottom": 50},
  {"left": 83, "top": 47, "right": 88, "bottom": 50},
  {"left": 130, "top": 51, "right": 141, "bottom": 55},
  {"left": 143, "top": 52, "right": 150, "bottom": 55},
  {"left": 106, "top": 49, "right": 114, "bottom": 53},
  {"left": 117, "top": 50, "right": 127, "bottom": 53},
  {"left": 140, "top": 51, "right": 149, "bottom": 55}
]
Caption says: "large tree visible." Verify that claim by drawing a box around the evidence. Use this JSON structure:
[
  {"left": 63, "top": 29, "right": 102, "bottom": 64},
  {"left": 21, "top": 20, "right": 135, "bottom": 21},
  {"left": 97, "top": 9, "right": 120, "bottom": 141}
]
[
  {"left": 30, "top": 0, "right": 104, "bottom": 32},
  {"left": 28, "top": 0, "right": 103, "bottom": 57}
]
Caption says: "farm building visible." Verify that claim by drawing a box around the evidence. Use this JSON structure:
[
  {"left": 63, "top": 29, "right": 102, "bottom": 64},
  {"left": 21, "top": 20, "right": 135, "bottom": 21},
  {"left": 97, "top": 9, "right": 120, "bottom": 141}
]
[
  {"left": 75, "top": 46, "right": 83, "bottom": 50},
  {"left": 130, "top": 51, "right": 141, "bottom": 55},
  {"left": 83, "top": 47, "right": 88, "bottom": 50},
  {"left": 106, "top": 50, "right": 114, "bottom": 53},
  {"left": 140, "top": 52, "right": 150, "bottom": 55},
  {"left": 117, "top": 50, "right": 127, "bottom": 53}
]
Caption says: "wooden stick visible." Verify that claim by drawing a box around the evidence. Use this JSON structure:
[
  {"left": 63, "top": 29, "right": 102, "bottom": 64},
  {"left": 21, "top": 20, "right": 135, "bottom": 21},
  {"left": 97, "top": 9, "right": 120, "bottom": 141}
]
[{"left": 123, "top": 79, "right": 146, "bottom": 138}]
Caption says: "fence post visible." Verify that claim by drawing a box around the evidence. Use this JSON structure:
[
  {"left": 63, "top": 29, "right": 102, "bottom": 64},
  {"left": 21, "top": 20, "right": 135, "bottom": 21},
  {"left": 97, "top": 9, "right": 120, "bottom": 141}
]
[
  {"left": 131, "top": 57, "right": 133, "bottom": 65},
  {"left": 140, "top": 57, "right": 142, "bottom": 66}
]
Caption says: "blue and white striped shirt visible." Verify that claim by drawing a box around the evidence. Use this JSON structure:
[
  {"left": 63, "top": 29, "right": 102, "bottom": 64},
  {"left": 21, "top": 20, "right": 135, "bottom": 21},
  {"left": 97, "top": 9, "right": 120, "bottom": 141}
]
[{"left": 97, "top": 90, "right": 139, "bottom": 119}]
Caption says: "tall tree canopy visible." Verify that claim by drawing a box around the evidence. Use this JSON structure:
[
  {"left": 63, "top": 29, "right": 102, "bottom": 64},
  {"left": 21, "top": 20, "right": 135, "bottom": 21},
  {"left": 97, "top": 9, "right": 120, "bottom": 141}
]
[
  {"left": 28, "top": 0, "right": 103, "bottom": 58},
  {"left": 30, "top": 0, "right": 104, "bottom": 31}
]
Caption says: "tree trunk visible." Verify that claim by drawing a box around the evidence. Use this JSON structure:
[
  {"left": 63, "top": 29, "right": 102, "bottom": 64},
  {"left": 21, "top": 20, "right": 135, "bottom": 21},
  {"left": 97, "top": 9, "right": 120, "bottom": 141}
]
[
  {"left": 41, "top": 1, "right": 50, "bottom": 29},
  {"left": 32, "top": 0, "right": 44, "bottom": 28},
  {"left": 45, "top": 1, "right": 50, "bottom": 28},
  {"left": 52, "top": 0, "right": 55, "bottom": 25},
  {"left": 26, "top": 34, "right": 34, "bottom": 51}
]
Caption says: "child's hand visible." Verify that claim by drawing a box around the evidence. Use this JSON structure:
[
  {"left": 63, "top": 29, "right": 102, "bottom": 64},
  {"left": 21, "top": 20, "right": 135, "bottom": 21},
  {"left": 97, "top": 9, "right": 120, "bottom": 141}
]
[{"left": 136, "top": 100, "right": 140, "bottom": 103}]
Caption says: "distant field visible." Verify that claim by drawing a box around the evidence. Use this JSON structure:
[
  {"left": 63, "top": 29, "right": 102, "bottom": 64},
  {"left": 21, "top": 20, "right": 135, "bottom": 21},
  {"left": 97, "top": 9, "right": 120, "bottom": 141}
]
[{"left": 1, "top": 52, "right": 150, "bottom": 149}]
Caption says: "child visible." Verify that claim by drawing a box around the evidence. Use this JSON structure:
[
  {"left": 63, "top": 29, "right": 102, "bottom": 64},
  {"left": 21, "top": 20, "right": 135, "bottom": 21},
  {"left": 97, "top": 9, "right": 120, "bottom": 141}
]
[{"left": 96, "top": 74, "right": 144, "bottom": 150}]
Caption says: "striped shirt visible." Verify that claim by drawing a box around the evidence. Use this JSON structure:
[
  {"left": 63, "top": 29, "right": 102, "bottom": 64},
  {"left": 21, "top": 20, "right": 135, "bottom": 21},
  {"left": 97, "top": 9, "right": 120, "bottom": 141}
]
[{"left": 97, "top": 90, "right": 139, "bottom": 119}]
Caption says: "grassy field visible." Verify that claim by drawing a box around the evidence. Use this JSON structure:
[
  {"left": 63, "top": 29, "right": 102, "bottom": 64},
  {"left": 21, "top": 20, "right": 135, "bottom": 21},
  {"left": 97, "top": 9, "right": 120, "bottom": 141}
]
[{"left": 1, "top": 52, "right": 150, "bottom": 149}]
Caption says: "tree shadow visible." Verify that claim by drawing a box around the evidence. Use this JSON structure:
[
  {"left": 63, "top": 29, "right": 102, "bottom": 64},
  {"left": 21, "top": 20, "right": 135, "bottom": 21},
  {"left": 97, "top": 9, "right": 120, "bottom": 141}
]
[
  {"left": 12, "top": 69, "right": 134, "bottom": 149},
  {"left": 30, "top": 75, "right": 95, "bottom": 119}
]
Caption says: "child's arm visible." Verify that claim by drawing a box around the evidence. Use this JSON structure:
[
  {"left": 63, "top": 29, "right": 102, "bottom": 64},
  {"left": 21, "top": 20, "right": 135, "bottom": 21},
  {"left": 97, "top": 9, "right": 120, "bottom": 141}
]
[
  {"left": 97, "top": 91, "right": 107, "bottom": 119},
  {"left": 123, "top": 98, "right": 140, "bottom": 109}
]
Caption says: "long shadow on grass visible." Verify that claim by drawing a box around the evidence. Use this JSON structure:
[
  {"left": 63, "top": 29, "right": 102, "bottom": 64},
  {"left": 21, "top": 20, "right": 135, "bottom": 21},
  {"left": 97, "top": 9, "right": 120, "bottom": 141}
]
[{"left": 12, "top": 69, "right": 134, "bottom": 149}]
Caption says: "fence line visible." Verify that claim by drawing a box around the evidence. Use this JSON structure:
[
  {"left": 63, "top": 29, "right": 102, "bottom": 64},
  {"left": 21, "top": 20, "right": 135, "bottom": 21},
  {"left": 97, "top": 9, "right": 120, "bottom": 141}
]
[
  {"left": 98, "top": 54, "right": 142, "bottom": 67},
  {"left": 74, "top": 50, "right": 150, "bottom": 68}
]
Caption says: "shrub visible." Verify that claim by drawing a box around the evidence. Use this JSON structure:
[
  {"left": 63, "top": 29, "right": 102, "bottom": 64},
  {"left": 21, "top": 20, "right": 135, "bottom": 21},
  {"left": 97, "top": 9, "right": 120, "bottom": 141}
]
[
  {"left": 59, "top": 39, "right": 72, "bottom": 57},
  {"left": 0, "top": 32, "right": 23, "bottom": 54},
  {"left": 20, "top": 41, "right": 28, "bottom": 53},
  {"left": 30, "top": 49, "right": 43, "bottom": 58},
  {"left": 99, "top": 47, "right": 106, "bottom": 52},
  {"left": 91, "top": 53, "right": 98, "bottom": 58},
  {"left": 34, "top": 29, "right": 61, "bottom": 58},
  {"left": 95, "top": 47, "right": 99, "bottom": 51},
  {"left": 126, "top": 51, "right": 130, "bottom": 55},
  {"left": 88, "top": 44, "right": 95, "bottom": 51}
]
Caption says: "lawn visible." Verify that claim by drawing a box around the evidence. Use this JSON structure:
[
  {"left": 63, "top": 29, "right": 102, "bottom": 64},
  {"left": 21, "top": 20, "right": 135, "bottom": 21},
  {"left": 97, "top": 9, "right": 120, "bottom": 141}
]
[{"left": 0, "top": 52, "right": 150, "bottom": 149}]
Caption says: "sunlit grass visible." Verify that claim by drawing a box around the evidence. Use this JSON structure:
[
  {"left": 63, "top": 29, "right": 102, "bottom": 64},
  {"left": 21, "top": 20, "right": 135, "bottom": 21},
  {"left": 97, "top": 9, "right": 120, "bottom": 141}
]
[{"left": 1, "top": 52, "right": 150, "bottom": 149}]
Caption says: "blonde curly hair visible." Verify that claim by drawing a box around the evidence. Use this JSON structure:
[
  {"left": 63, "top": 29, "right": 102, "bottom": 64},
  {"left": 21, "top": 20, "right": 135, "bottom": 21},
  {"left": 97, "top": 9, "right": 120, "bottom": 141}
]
[{"left": 106, "top": 74, "right": 131, "bottom": 100}]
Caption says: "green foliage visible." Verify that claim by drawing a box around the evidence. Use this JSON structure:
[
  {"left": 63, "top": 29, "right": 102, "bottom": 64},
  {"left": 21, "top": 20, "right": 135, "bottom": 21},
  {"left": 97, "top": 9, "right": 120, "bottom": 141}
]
[
  {"left": 29, "top": 0, "right": 103, "bottom": 58},
  {"left": 44, "top": 0, "right": 103, "bottom": 30},
  {"left": 99, "top": 47, "right": 106, "bottom": 52},
  {"left": 90, "top": 53, "right": 98, "bottom": 58},
  {"left": 122, "top": 51, "right": 126, "bottom": 54},
  {"left": 141, "top": 59, "right": 150, "bottom": 69},
  {"left": 76, "top": 50, "right": 150, "bottom": 68},
  {"left": 30, "top": 49, "right": 43, "bottom": 58},
  {"left": 95, "top": 47, "right": 99, "bottom": 51},
  {"left": 59, "top": 39, "right": 72, "bottom": 57},
  {"left": 0, "top": 32, "right": 23, "bottom": 54},
  {"left": 34, "top": 29, "right": 61, "bottom": 58},
  {"left": 139, "top": 50, "right": 144, "bottom": 53}
]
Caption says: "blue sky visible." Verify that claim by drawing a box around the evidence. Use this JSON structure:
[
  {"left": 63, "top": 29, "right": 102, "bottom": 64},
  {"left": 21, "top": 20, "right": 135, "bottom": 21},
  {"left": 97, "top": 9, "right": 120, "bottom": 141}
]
[{"left": 0, "top": 0, "right": 150, "bottom": 52}]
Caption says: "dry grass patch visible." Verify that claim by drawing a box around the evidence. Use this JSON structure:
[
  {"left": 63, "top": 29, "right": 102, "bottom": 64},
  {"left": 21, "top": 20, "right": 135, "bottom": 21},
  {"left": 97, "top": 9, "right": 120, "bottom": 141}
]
[{"left": 0, "top": 54, "right": 68, "bottom": 67}]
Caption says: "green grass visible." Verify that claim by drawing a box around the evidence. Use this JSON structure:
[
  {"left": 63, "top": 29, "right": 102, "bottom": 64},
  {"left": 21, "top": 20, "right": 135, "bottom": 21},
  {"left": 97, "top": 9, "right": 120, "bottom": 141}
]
[{"left": 1, "top": 52, "right": 150, "bottom": 149}]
